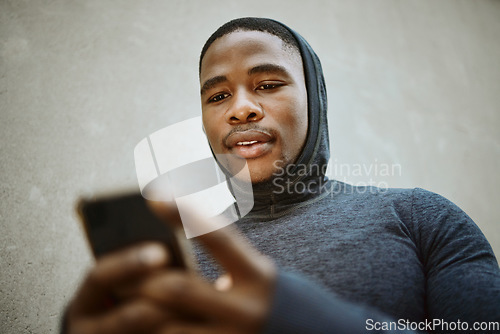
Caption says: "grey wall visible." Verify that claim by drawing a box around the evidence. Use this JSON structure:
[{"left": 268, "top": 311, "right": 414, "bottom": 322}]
[{"left": 1, "top": 0, "right": 499, "bottom": 332}]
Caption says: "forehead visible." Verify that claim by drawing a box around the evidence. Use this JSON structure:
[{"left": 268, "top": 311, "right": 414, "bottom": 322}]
[{"left": 200, "top": 30, "right": 302, "bottom": 82}]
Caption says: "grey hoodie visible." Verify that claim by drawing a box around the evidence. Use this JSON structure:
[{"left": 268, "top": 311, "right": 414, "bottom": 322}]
[{"left": 197, "top": 19, "right": 500, "bottom": 333}]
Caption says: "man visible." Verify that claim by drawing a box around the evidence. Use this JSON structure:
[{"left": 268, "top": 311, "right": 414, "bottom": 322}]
[{"left": 64, "top": 18, "right": 500, "bottom": 333}]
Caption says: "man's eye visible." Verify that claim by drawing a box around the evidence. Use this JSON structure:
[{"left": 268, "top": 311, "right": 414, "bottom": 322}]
[
  {"left": 208, "top": 93, "right": 229, "bottom": 103},
  {"left": 257, "top": 83, "right": 281, "bottom": 90}
]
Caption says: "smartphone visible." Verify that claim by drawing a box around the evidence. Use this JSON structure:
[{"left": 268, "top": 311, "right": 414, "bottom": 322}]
[{"left": 77, "top": 192, "right": 188, "bottom": 269}]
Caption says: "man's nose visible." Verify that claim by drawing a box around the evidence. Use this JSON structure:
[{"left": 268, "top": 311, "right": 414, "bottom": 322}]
[{"left": 225, "top": 91, "right": 264, "bottom": 124}]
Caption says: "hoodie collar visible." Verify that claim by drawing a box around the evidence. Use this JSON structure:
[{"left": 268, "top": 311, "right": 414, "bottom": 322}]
[{"left": 225, "top": 20, "right": 331, "bottom": 219}]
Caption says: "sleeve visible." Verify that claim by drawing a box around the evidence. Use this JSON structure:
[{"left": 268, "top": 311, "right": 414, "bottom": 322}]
[
  {"left": 262, "top": 271, "right": 417, "bottom": 334},
  {"left": 411, "top": 188, "right": 500, "bottom": 328}
]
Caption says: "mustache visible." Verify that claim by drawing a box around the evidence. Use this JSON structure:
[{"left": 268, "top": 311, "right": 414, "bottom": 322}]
[{"left": 223, "top": 124, "right": 276, "bottom": 147}]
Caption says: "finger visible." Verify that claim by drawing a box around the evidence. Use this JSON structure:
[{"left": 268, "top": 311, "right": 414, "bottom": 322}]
[
  {"left": 196, "top": 224, "right": 274, "bottom": 282},
  {"left": 148, "top": 201, "right": 274, "bottom": 281},
  {"left": 71, "top": 242, "right": 169, "bottom": 314},
  {"left": 214, "top": 274, "right": 232, "bottom": 292},
  {"left": 141, "top": 271, "right": 262, "bottom": 323},
  {"left": 146, "top": 199, "right": 183, "bottom": 229},
  {"left": 72, "top": 299, "right": 169, "bottom": 334}
]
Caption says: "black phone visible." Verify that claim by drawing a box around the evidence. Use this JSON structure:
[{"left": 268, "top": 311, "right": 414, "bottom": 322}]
[{"left": 77, "top": 192, "right": 188, "bottom": 269}]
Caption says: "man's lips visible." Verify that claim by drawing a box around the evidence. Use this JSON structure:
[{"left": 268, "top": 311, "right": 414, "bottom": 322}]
[
  {"left": 226, "top": 130, "right": 272, "bottom": 147},
  {"left": 225, "top": 130, "right": 273, "bottom": 159}
]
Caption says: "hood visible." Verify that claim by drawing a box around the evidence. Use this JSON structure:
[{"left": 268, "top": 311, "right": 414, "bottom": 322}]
[{"left": 215, "top": 20, "right": 331, "bottom": 220}]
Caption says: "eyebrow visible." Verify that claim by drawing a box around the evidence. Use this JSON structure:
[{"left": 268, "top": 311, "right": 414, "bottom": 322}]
[
  {"left": 200, "top": 63, "right": 292, "bottom": 96},
  {"left": 200, "top": 75, "right": 227, "bottom": 96},
  {"left": 247, "top": 63, "right": 291, "bottom": 78}
]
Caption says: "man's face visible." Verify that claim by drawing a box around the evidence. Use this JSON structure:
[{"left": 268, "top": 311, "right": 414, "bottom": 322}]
[{"left": 200, "top": 30, "right": 308, "bottom": 184}]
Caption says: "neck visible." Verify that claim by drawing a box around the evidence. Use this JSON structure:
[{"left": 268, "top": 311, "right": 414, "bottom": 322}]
[{"left": 231, "top": 162, "right": 331, "bottom": 220}]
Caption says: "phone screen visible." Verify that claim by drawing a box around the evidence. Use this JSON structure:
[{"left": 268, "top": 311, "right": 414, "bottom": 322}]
[{"left": 78, "top": 192, "right": 186, "bottom": 268}]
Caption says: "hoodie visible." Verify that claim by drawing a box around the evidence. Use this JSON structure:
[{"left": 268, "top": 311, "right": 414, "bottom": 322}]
[{"left": 198, "top": 19, "right": 500, "bottom": 333}]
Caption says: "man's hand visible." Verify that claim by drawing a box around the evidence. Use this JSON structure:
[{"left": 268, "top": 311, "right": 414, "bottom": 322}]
[
  {"left": 66, "top": 242, "right": 171, "bottom": 334},
  {"left": 139, "top": 201, "right": 277, "bottom": 333},
  {"left": 66, "top": 201, "right": 277, "bottom": 334}
]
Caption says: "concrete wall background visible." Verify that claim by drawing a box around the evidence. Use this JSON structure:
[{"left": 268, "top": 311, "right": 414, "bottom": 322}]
[{"left": 1, "top": 0, "right": 499, "bottom": 332}]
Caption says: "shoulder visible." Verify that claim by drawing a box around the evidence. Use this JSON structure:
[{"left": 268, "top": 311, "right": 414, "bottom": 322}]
[
  {"left": 329, "top": 181, "right": 415, "bottom": 214},
  {"left": 332, "top": 181, "right": 463, "bottom": 215},
  {"left": 336, "top": 182, "right": 498, "bottom": 265},
  {"left": 329, "top": 182, "right": 484, "bottom": 238},
  {"left": 406, "top": 187, "right": 475, "bottom": 231}
]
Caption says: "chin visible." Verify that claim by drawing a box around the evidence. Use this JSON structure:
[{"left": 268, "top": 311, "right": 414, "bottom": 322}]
[
  {"left": 250, "top": 174, "right": 273, "bottom": 185},
  {"left": 249, "top": 166, "right": 284, "bottom": 185},
  {"left": 246, "top": 155, "right": 291, "bottom": 184},
  {"left": 224, "top": 154, "right": 289, "bottom": 185}
]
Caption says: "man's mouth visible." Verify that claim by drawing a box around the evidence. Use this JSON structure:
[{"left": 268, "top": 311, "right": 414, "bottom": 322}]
[
  {"left": 236, "top": 140, "right": 259, "bottom": 146},
  {"left": 225, "top": 130, "right": 273, "bottom": 159}
]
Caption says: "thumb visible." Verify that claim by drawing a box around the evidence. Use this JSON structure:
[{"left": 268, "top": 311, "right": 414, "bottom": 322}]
[{"left": 146, "top": 199, "right": 183, "bottom": 229}]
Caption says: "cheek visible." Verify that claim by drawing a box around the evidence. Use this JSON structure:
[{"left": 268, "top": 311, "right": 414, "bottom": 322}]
[
  {"left": 295, "top": 93, "right": 309, "bottom": 138},
  {"left": 285, "top": 99, "right": 308, "bottom": 136},
  {"left": 202, "top": 116, "right": 221, "bottom": 148},
  {"left": 281, "top": 98, "right": 308, "bottom": 156}
]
